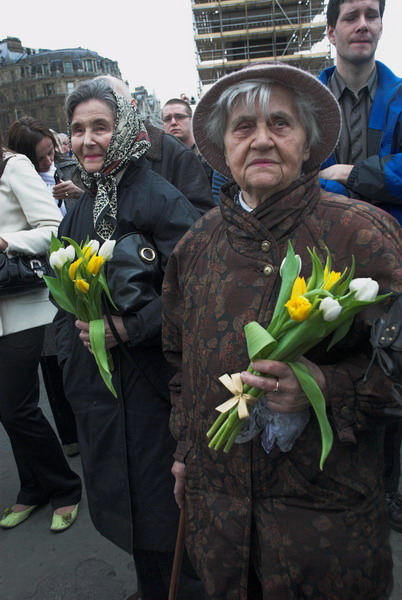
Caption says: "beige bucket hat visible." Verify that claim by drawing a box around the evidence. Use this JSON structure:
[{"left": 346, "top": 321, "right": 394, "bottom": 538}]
[{"left": 193, "top": 62, "right": 341, "bottom": 178}]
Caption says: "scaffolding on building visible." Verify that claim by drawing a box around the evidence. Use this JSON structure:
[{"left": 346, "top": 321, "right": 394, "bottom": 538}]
[{"left": 192, "top": 0, "right": 333, "bottom": 89}]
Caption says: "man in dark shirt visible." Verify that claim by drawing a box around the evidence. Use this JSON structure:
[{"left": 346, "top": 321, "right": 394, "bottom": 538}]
[
  {"left": 319, "top": 0, "right": 402, "bottom": 533},
  {"left": 318, "top": 0, "right": 402, "bottom": 223}
]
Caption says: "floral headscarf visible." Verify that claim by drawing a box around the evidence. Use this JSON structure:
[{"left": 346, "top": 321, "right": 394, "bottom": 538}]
[{"left": 70, "top": 90, "right": 150, "bottom": 241}]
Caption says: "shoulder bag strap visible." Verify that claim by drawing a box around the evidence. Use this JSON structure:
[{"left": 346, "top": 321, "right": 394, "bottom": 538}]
[
  {"left": 0, "top": 156, "right": 13, "bottom": 179},
  {"left": 103, "top": 295, "right": 164, "bottom": 396}
]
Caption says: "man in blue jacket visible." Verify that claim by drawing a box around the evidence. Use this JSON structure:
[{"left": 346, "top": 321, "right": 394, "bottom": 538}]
[
  {"left": 318, "top": 0, "right": 402, "bottom": 224},
  {"left": 319, "top": 0, "right": 402, "bottom": 535}
]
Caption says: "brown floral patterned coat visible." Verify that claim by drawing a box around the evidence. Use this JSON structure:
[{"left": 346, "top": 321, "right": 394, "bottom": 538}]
[{"left": 162, "top": 170, "right": 402, "bottom": 600}]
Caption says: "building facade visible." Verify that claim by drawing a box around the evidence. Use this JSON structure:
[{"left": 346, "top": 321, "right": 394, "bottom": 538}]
[
  {"left": 0, "top": 37, "right": 121, "bottom": 136},
  {"left": 192, "top": 0, "right": 332, "bottom": 87},
  {"left": 132, "top": 85, "right": 162, "bottom": 127}
]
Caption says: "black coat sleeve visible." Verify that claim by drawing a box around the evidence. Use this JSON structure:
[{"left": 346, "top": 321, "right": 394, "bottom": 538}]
[
  {"left": 53, "top": 308, "right": 72, "bottom": 367},
  {"left": 154, "top": 135, "right": 215, "bottom": 216},
  {"left": 122, "top": 182, "right": 200, "bottom": 348}
]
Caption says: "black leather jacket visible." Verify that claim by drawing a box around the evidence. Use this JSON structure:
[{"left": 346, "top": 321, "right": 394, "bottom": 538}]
[{"left": 144, "top": 121, "right": 214, "bottom": 215}]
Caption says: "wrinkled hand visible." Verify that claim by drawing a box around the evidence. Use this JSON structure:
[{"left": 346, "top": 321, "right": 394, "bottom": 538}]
[
  {"left": 240, "top": 357, "right": 328, "bottom": 414},
  {"left": 75, "top": 316, "right": 129, "bottom": 351},
  {"left": 172, "top": 461, "right": 186, "bottom": 509},
  {"left": 318, "top": 164, "right": 353, "bottom": 185},
  {"left": 53, "top": 180, "right": 82, "bottom": 200}
]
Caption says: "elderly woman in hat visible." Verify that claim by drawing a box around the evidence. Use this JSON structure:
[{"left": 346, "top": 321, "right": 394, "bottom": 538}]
[{"left": 162, "top": 63, "right": 402, "bottom": 599}]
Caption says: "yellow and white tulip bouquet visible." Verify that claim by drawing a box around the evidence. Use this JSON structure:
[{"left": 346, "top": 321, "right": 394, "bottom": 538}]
[
  {"left": 44, "top": 234, "right": 118, "bottom": 397},
  {"left": 207, "top": 241, "right": 391, "bottom": 469}
]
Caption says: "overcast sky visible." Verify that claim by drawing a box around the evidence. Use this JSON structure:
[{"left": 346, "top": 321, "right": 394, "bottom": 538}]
[{"left": 1, "top": 0, "right": 401, "bottom": 104}]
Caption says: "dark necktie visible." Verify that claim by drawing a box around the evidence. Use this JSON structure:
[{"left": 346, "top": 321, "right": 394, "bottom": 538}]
[{"left": 350, "top": 101, "right": 363, "bottom": 164}]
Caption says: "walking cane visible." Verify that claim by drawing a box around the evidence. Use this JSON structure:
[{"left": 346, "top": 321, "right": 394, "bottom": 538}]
[{"left": 168, "top": 506, "right": 186, "bottom": 600}]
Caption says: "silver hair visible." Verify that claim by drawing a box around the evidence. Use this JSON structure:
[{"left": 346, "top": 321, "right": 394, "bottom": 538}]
[
  {"left": 93, "top": 75, "right": 132, "bottom": 100},
  {"left": 205, "top": 78, "right": 320, "bottom": 151},
  {"left": 65, "top": 79, "right": 118, "bottom": 123}
]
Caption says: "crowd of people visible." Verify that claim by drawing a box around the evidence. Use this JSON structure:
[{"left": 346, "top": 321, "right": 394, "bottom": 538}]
[{"left": 0, "top": 1, "right": 401, "bottom": 599}]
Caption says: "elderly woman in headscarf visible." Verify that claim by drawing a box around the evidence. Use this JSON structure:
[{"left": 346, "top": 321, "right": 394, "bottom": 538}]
[
  {"left": 55, "top": 79, "right": 204, "bottom": 600},
  {"left": 162, "top": 63, "right": 402, "bottom": 600}
]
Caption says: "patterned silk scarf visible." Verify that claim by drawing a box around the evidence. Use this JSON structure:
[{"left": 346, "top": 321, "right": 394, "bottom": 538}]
[{"left": 72, "top": 91, "right": 151, "bottom": 240}]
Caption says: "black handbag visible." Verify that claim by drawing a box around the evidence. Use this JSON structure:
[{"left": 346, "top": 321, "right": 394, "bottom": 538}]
[
  {"left": 103, "top": 231, "right": 164, "bottom": 394},
  {"left": 0, "top": 155, "right": 50, "bottom": 296},
  {"left": 367, "top": 294, "right": 402, "bottom": 408},
  {"left": 105, "top": 231, "right": 163, "bottom": 315},
  {"left": 0, "top": 252, "right": 49, "bottom": 296}
]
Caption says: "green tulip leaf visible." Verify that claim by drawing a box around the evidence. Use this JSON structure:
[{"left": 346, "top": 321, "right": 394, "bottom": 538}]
[
  {"left": 287, "top": 360, "right": 333, "bottom": 470},
  {"left": 42, "top": 276, "right": 76, "bottom": 314},
  {"left": 89, "top": 319, "right": 117, "bottom": 397},
  {"left": 307, "top": 247, "right": 325, "bottom": 291},
  {"left": 245, "top": 322, "right": 278, "bottom": 361},
  {"left": 98, "top": 272, "right": 119, "bottom": 311},
  {"left": 270, "top": 241, "right": 300, "bottom": 327},
  {"left": 49, "top": 233, "right": 63, "bottom": 254},
  {"left": 62, "top": 236, "right": 85, "bottom": 258},
  {"left": 336, "top": 256, "right": 356, "bottom": 296},
  {"left": 326, "top": 317, "right": 354, "bottom": 351}
]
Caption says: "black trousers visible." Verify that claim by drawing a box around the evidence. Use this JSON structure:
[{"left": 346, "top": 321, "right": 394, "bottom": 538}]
[
  {"left": 132, "top": 547, "right": 262, "bottom": 599},
  {"left": 40, "top": 355, "right": 78, "bottom": 446},
  {"left": 384, "top": 418, "right": 402, "bottom": 493},
  {"left": 0, "top": 326, "right": 81, "bottom": 509},
  {"left": 132, "top": 548, "right": 205, "bottom": 600}
]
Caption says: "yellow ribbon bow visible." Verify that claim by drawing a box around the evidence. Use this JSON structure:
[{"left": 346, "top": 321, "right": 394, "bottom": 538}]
[{"left": 216, "top": 373, "right": 258, "bottom": 420}]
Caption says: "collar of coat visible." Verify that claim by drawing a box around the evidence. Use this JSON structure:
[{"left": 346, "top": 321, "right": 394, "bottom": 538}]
[
  {"left": 220, "top": 168, "right": 321, "bottom": 244},
  {"left": 143, "top": 120, "right": 164, "bottom": 161}
]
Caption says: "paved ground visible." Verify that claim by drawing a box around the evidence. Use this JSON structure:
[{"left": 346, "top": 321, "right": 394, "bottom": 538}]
[
  {"left": 1, "top": 376, "right": 401, "bottom": 599},
  {"left": 0, "top": 376, "right": 136, "bottom": 600}
]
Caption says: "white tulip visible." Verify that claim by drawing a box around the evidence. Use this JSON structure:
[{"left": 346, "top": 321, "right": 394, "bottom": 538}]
[
  {"left": 49, "top": 248, "right": 70, "bottom": 269},
  {"left": 320, "top": 297, "right": 342, "bottom": 322},
  {"left": 349, "top": 278, "right": 379, "bottom": 302},
  {"left": 86, "top": 240, "right": 100, "bottom": 256},
  {"left": 65, "top": 245, "right": 75, "bottom": 261},
  {"left": 280, "top": 253, "right": 301, "bottom": 277},
  {"left": 98, "top": 240, "right": 116, "bottom": 261}
]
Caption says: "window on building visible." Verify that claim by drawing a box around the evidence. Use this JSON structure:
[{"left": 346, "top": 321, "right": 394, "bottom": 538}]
[
  {"left": 67, "top": 82, "right": 74, "bottom": 93},
  {"left": 64, "top": 62, "right": 72, "bottom": 73},
  {"left": 43, "top": 63, "right": 49, "bottom": 75},
  {"left": 28, "top": 86, "right": 36, "bottom": 99},
  {"left": 20, "top": 67, "right": 25, "bottom": 78},
  {"left": 44, "top": 83, "right": 55, "bottom": 96},
  {"left": 85, "top": 60, "right": 93, "bottom": 72}
]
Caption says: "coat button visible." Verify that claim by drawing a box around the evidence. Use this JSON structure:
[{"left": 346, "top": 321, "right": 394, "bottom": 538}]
[
  {"left": 263, "top": 265, "right": 274, "bottom": 276},
  {"left": 261, "top": 240, "right": 271, "bottom": 252},
  {"left": 340, "top": 406, "right": 351, "bottom": 419}
]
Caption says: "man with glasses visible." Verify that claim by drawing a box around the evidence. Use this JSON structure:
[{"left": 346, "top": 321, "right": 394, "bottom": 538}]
[{"left": 162, "top": 99, "right": 213, "bottom": 184}]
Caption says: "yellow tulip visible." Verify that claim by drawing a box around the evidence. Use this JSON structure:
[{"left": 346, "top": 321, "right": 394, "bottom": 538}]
[
  {"left": 75, "top": 278, "right": 90, "bottom": 294},
  {"left": 68, "top": 257, "right": 83, "bottom": 280},
  {"left": 291, "top": 276, "right": 307, "bottom": 298},
  {"left": 82, "top": 246, "right": 93, "bottom": 260},
  {"left": 323, "top": 267, "right": 341, "bottom": 290},
  {"left": 87, "top": 254, "right": 105, "bottom": 275},
  {"left": 285, "top": 296, "right": 312, "bottom": 322}
]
